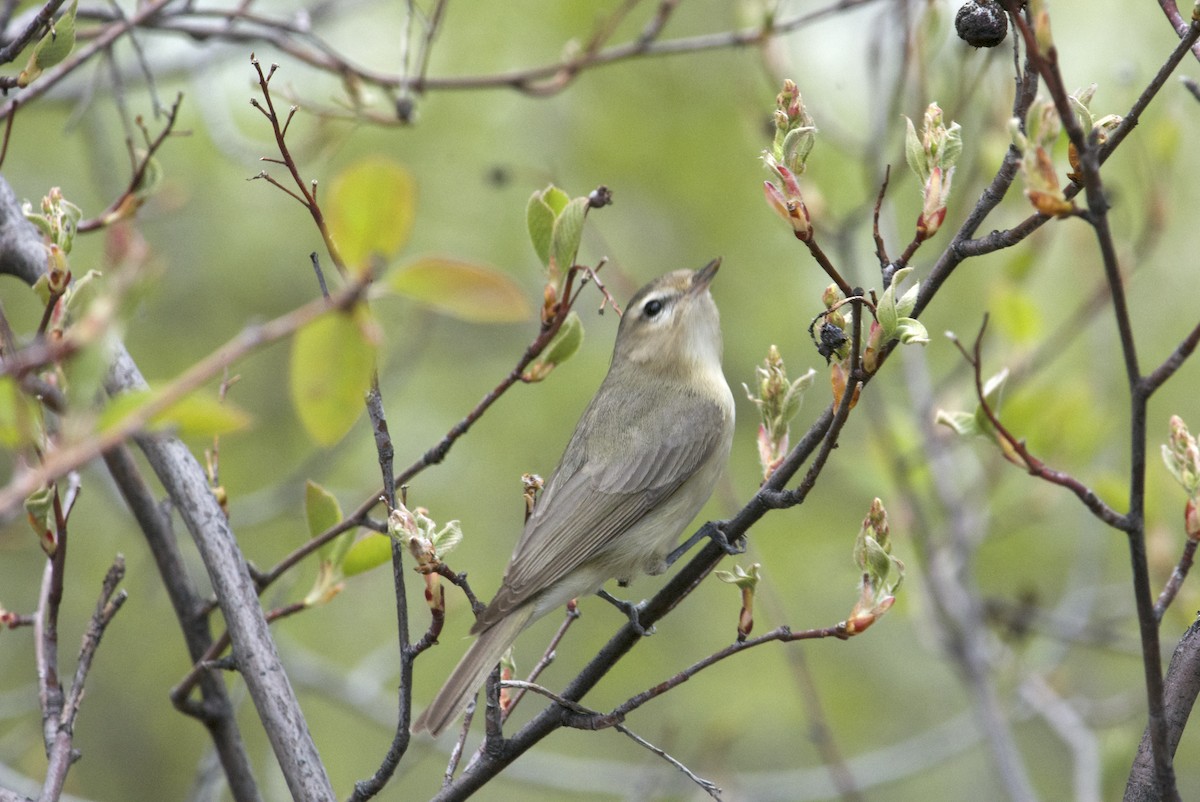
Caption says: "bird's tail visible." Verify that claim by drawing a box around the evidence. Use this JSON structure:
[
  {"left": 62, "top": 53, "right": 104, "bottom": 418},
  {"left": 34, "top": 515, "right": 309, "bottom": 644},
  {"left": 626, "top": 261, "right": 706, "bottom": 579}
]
[{"left": 412, "top": 605, "right": 534, "bottom": 737}]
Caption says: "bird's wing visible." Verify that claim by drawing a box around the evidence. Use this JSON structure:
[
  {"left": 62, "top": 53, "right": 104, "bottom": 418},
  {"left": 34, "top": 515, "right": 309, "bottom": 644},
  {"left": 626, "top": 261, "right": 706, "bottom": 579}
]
[{"left": 473, "top": 393, "right": 728, "bottom": 631}]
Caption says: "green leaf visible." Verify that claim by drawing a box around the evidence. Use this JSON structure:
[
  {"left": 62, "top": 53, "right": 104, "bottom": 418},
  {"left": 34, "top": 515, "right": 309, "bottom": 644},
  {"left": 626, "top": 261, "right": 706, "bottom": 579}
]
[
  {"left": 904, "top": 115, "right": 927, "bottom": 183},
  {"left": 935, "top": 409, "right": 980, "bottom": 437},
  {"left": 305, "top": 479, "right": 352, "bottom": 561},
  {"left": 289, "top": 306, "right": 378, "bottom": 446},
  {"left": 343, "top": 533, "right": 393, "bottom": 577},
  {"left": 894, "top": 271, "right": 919, "bottom": 318},
  {"left": 550, "top": 197, "right": 588, "bottom": 274},
  {"left": 980, "top": 368, "right": 1009, "bottom": 411},
  {"left": 526, "top": 191, "right": 555, "bottom": 267},
  {"left": 430, "top": 519, "right": 463, "bottom": 557},
  {"left": 524, "top": 311, "right": 584, "bottom": 382},
  {"left": 0, "top": 376, "right": 37, "bottom": 448},
  {"left": 893, "top": 317, "right": 929, "bottom": 345},
  {"left": 305, "top": 480, "right": 342, "bottom": 537},
  {"left": 972, "top": 368, "right": 1009, "bottom": 436},
  {"left": 17, "top": 0, "right": 77, "bottom": 87},
  {"left": 542, "top": 310, "right": 583, "bottom": 365},
  {"left": 327, "top": 158, "right": 416, "bottom": 275},
  {"left": 877, "top": 287, "right": 898, "bottom": 340},
  {"left": 99, "top": 388, "right": 251, "bottom": 438},
  {"left": 541, "top": 185, "right": 570, "bottom": 216},
  {"left": 386, "top": 257, "right": 531, "bottom": 323}
]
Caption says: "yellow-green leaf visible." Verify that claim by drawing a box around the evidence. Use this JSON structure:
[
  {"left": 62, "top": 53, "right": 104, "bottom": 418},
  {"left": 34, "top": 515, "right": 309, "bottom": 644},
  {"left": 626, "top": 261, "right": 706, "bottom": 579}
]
[
  {"left": 305, "top": 479, "right": 353, "bottom": 563},
  {"left": 527, "top": 190, "right": 555, "bottom": 267},
  {"left": 551, "top": 197, "right": 588, "bottom": 274},
  {"left": 327, "top": 158, "right": 416, "bottom": 275},
  {"left": 17, "top": 0, "right": 77, "bottom": 87},
  {"left": 100, "top": 388, "right": 251, "bottom": 438},
  {"left": 386, "top": 257, "right": 531, "bottom": 323},
  {"left": 0, "top": 376, "right": 37, "bottom": 448},
  {"left": 290, "top": 306, "right": 378, "bottom": 445},
  {"left": 343, "top": 533, "right": 393, "bottom": 577},
  {"left": 305, "top": 480, "right": 342, "bottom": 538}
]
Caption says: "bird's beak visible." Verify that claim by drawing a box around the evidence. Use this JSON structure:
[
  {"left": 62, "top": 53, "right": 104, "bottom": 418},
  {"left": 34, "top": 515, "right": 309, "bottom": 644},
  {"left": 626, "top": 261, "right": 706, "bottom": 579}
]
[{"left": 689, "top": 258, "right": 721, "bottom": 296}]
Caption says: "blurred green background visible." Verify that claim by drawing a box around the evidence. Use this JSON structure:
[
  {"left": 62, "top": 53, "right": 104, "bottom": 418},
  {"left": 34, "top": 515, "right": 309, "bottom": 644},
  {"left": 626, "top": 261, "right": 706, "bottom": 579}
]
[{"left": 2, "top": 0, "right": 1200, "bottom": 799}]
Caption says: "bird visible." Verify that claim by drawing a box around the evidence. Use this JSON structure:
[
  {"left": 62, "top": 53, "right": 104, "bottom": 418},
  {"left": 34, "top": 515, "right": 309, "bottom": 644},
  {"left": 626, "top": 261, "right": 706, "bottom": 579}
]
[{"left": 413, "top": 259, "right": 735, "bottom": 737}]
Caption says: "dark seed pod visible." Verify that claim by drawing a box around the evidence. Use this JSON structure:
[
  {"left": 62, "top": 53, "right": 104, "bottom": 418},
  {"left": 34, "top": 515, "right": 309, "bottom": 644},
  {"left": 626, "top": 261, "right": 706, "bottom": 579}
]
[{"left": 955, "top": 0, "right": 1008, "bottom": 48}]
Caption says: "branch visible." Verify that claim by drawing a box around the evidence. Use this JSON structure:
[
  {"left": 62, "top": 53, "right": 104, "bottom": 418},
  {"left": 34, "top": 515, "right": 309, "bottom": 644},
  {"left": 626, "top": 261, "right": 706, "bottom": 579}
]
[
  {"left": 1141, "top": 317, "right": 1200, "bottom": 396},
  {"left": 1154, "top": 540, "right": 1197, "bottom": 622},
  {"left": 101, "top": 444, "right": 262, "bottom": 802},
  {"left": 1154, "top": 0, "right": 1200, "bottom": 62},
  {"left": 498, "top": 681, "right": 722, "bottom": 799},
  {"left": 0, "top": 0, "right": 176, "bottom": 122},
  {"left": 77, "top": 92, "right": 188, "bottom": 233},
  {"left": 104, "top": 341, "right": 336, "bottom": 801},
  {"left": 40, "top": 555, "right": 127, "bottom": 802},
  {"left": 1126, "top": 615, "right": 1200, "bottom": 801},
  {"left": 598, "top": 623, "right": 856, "bottom": 724}
]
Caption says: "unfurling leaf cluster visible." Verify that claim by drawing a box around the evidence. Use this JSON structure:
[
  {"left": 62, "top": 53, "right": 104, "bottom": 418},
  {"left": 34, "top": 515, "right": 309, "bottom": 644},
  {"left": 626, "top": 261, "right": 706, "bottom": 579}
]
[
  {"left": 1163, "top": 416, "right": 1200, "bottom": 540},
  {"left": 715, "top": 563, "right": 761, "bottom": 642},
  {"left": 743, "top": 346, "right": 815, "bottom": 481},
  {"left": 904, "top": 102, "right": 962, "bottom": 241},
  {"left": 848, "top": 499, "right": 904, "bottom": 634},
  {"left": 864, "top": 267, "right": 928, "bottom": 373},
  {"left": 524, "top": 183, "right": 607, "bottom": 380},
  {"left": 1011, "top": 98, "right": 1074, "bottom": 217},
  {"left": 761, "top": 80, "right": 818, "bottom": 241}
]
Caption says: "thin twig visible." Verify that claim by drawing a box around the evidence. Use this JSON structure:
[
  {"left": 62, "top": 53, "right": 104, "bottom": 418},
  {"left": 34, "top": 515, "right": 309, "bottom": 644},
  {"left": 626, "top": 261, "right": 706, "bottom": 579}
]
[
  {"left": 40, "top": 555, "right": 127, "bottom": 802},
  {"left": 170, "top": 602, "right": 305, "bottom": 707},
  {"left": 871, "top": 165, "right": 891, "bottom": 271},
  {"left": 77, "top": 93, "right": 188, "bottom": 232},
  {"left": 499, "top": 680, "right": 723, "bottom": 799},
  {"left": 949, "top": 319, "right": 1125, "bottom": 528},
  {"left": 501, "top": 601, "right": 581, "bottom": 724},
  {"left": 1154, "top": 540, "right": 1197, "bottom": 622}
]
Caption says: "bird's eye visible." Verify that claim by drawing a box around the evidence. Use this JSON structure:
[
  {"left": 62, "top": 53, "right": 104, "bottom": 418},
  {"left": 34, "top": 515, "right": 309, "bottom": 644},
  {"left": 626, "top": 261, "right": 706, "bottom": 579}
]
[{"left": 643, "top": 298, "right": 665, "bottom": 318}]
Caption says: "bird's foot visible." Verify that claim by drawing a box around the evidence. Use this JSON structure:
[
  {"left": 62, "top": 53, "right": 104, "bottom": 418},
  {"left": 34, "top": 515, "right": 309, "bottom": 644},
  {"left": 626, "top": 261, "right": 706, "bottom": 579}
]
[
  {"left": 665, "top": 521, "right": 744, "bottom": 566},
  {"left": 595, "top": 590, "right": 654, "bottom": 636}
]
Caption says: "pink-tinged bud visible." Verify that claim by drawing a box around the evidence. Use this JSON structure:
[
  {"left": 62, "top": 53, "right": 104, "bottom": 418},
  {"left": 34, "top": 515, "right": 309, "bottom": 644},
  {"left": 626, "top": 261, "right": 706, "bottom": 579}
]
[
  {"left": 862, "top": 320, "right": 883, "bottom": 374},
  {"left": 763, "top": 180, "right": 812, "bottom": 240},
  {"left": 1186, "top": 498, "right": 1200, "bottom": 542},
  {"left": 763, "top": 180, "right": 790, "bottom": 220},
  {"left": 772, "top": 162, "right": 803, "bottom": 199},
  {"left": 757, "top": 424, "right": 774, "bottom": 477},
  {"left": 917, "top": 206, "right": 947, "bottom": 241},
  {"left": 1024, "top": 147, "right": 1074, "bottom": 217},
  {"left": 846, "top": 595, "right": 895, "bottom": 635},
  {"left": 424, "top": 574, "right": 445, "bottom": 613},
  {"left": 916, "top": 166, "right": 953, "bottom": 241},
  {"left": 737, "top": 597, "right": 754, "bottom": 642}
]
